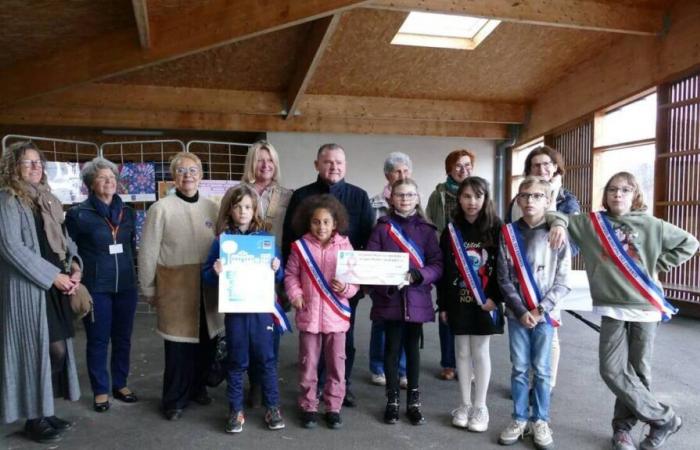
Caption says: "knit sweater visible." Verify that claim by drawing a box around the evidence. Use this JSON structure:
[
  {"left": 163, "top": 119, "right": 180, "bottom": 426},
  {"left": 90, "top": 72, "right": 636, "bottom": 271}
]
[{"left": 549, "top": 211, "right": 699, "bottom": 310}]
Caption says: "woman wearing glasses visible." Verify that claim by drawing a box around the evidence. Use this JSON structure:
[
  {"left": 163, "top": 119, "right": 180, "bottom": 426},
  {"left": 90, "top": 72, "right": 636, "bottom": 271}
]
[
  {"left": 138, "top": 152, "right": 224, "bottom": 421},
  {"left": 65, "top": 157, "right": 138, "bottom": 413},
  {"left": 426, "top": 149, "right": 476, "bottom": 381},
  {"left": 505, "top": 145, "right": 581, "bottom": 395},
  {"left": 0, "top": 141, "right": 82, "bottom": 443}
]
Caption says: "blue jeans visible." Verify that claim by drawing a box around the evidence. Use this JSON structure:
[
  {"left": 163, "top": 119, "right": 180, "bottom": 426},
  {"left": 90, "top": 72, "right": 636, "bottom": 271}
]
[
  {"left": 83, "top": 288, "right": 138, "bottom": 395},
  {"left": 370, "top": 320, "right": 406, "bottom": 376},
  {"left": 439, "top": 319, "right": 456, "bottom": 369},
  {"left": 508, "top": 318, "right": 554, "bottom": 422}
]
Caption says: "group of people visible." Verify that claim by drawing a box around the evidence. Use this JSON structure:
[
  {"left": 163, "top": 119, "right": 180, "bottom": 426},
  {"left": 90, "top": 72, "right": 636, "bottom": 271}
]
[{"left": 0, "top": 140, "right": 697, "bottom": 450}]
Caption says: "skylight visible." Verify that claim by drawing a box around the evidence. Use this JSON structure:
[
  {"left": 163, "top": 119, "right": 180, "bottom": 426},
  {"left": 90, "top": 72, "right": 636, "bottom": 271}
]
[{"left": 391, "top": 12, "right": 500, "bottom": 50}]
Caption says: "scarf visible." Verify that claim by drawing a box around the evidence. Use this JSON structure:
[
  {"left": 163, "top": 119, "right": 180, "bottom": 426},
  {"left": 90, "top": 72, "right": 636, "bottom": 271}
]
[
  {"left": 22, "top": 181, "right": 68, "bottom": 261},
  {"left": 445, "top": 176, "right": 460, "bottom": 195},
  {"left": 382, "top": 183, "right": 392, "bottom": 202},
  {"left": 89, "top": 192, "right": 124, "bottom": 227}
]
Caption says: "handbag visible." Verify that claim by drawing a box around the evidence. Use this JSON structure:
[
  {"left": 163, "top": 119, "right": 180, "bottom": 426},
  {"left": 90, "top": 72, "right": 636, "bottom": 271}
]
[{"left": 70, "top": 283, "right": 94, "bottom": 321}]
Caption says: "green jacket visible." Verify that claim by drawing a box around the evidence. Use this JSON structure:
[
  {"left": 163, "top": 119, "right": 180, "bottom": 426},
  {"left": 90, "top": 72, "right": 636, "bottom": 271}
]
[{"left": 549, "top": 211, "right": 698, "bottom": 310}]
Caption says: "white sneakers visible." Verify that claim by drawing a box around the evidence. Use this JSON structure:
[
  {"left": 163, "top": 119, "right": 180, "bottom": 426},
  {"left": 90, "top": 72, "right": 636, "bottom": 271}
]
[
  {"left": 499, "top": 420, "right": 554, "bottom": 448},
  {"left": 468, "top": 406, "right": 489, "bottom": 432},
  {"left": 451, "top": 404, "right": 471, "bottom": 428},
  {"left": 370, "top": 373, "right": 386, "bottom": 386}
]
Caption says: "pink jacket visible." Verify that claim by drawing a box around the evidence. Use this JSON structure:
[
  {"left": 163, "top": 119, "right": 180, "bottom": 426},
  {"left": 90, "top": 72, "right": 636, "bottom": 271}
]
[{"left": 284, "top": 232, "right": 359, "bottom": 334}]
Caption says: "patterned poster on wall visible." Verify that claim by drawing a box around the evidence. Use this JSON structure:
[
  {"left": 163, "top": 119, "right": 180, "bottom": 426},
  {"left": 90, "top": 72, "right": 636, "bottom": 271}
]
[
  {"left": 117, "top": 162, "right": 156, "bottom": 202},
  {"left": 46, "top": 161, "right": 86, "bottom": 205},
  {"left": 134, "top": 210, "right": 147, "bottom": 249}
]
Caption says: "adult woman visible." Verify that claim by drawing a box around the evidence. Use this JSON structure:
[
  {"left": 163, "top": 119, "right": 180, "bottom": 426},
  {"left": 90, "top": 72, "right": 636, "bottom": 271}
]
[
  {"left": 241, "top": 140, "right": 292, "bottom": 243},
  {"left": 138, "top": 152, "right": 224, "bottom": 421},
  {"left": 368, "top": 152, "right": 411, "bottom": 387},
  {"left": 0, "top": 141, "right": 82, "bottom": 443},
  {"left": 506, "top": 145, "right": 581, "bottom": 393},
  {"left": 426, "top": 149, "right": 475, "bottom": 380},
  {"left": 66, "top": 157, "right": 138, "bottom": 412}
]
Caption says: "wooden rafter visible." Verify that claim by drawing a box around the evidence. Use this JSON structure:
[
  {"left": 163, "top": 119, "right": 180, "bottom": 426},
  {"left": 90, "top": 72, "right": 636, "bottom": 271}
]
[
  {"left": 131, "top": 0, "right": 151, "bottom": 49},
  {"left": 0, "top": 0, "right": 372, "bottom": 107},
  {"left": 0, "top": 104, "right": 509, "bottom": 138},
  {"left": 286, "top": 14, "right": 342, "bottom": 119},
  {"left": 25, "top": 83, "right": 526, "bottom": 124},
  {"left": 369, "top": 0, "right": 664, "bottom": 35}
]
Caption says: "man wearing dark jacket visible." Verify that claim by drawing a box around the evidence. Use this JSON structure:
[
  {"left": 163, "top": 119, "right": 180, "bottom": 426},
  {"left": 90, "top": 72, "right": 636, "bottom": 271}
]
[{"left": 282, "top": 143, "right": 373, "bottom": 407}]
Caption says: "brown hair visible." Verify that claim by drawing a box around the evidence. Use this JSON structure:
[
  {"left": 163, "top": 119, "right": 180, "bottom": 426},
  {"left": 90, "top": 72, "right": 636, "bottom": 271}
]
[
  {"left": 215, "top": 184, "right": 268, "bottom": 235},
  {"left": 452, "top": 176, "right": 500, "bottom": 244},
  {"left": 389, "top": 178, "right": 426, "bottom": 218},
  {"left": 0, "top": 140, "right": 48, "bottom": 207},
  {"left": 444, "top": 149, "right": 475, "bottom": 175},
  {"left": 523, "top": 145, "right": 565, "bottom": 177},
  {"left": 291, "top": 194, "right": 349, "bottom": 238},
  {"left": 602, "top": 172, "right": 647, "bottom": 212}
]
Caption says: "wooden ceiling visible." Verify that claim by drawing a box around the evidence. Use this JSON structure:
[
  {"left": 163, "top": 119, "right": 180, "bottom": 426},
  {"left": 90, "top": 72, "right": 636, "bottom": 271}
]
[{"left": 0, "top": 0, "right": 694, "bottom": 141}]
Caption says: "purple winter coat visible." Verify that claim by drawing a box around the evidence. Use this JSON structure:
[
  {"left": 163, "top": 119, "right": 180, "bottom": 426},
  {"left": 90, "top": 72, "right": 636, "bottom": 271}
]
[{"left": 366, "top": 213, "right": 443, "bottom": 323}]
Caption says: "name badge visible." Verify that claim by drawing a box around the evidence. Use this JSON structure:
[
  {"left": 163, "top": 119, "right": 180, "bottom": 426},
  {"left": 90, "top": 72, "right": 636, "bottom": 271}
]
[{"left": 109, "top": 244, "right": 124, "bottom": 255}]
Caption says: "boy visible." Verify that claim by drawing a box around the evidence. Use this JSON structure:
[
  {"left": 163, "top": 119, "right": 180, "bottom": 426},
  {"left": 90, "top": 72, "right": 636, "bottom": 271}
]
[{"left": 497, "top": 176, "right": 571, "bottom": 449}]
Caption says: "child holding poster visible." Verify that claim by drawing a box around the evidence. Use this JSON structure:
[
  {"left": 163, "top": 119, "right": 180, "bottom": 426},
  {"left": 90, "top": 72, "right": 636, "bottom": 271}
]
[
  {"left": 202, "top": 185, "right": 285, "bottom": 434},
  {"left": 284, "top": 194, "right": 359, "bottom": 430},
  {"left": 438, "top": 176, "right": 504, "bottom": 433},
  {"left": 365, "top": 179, "right": 442, "bottom": 426},
  {"left": 547, "top": 172, "right": 698, "bottom": 450}
]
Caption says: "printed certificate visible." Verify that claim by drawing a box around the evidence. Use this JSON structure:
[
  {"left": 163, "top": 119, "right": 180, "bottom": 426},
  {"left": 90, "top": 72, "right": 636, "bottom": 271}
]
[
  {"left": 335, "top": 250, "right": 409, "bottom": 286},
  {"left": 218, "top": 234, "right": 275, "bottom": 313}
]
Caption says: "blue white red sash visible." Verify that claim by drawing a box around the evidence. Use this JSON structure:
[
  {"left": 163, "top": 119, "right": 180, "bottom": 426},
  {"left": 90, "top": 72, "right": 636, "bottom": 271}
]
[
  {"left": 292, "top": 239, "right": 352, "bottom": 322},
  {"left": 386, "top": 220, "right": 424, "bottom": 268},
  {"left": 590, "top": 212, "right": 677, "bottom": 321},
  {"left": 447, "top": 223, "right": 498, "bottom": 324},
  {"left": 501, "top": 223, "right": 560, "bottom": 327},
  {"left": 271, "top": 298, "right": 292, "bottom": 333}
]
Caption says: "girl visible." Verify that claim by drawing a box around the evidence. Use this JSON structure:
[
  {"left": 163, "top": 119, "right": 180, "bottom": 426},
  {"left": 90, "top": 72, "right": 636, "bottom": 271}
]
[
  {"left": 284, "top": 194, "right": 358, "bottom": 430},
  {"left": 202, "top": 185, "right": 285, "bottom": 434},
  {"left": 548, "top": 172, "right": 698, "bottom": 450},
  {"left": 438, "top": 177, "right": 504, "bottom": 432},
  {"left": 366, "top": 179, "right": 443, "bottom": 425}
]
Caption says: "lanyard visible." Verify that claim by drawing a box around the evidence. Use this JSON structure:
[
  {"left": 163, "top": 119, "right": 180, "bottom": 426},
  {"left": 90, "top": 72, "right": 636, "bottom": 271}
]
[{"left": 104, "top": 210, "right": 124, "bottom": 243}]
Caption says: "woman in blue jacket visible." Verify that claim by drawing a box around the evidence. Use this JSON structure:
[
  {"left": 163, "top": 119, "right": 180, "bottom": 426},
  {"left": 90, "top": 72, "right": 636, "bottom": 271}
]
[{"left": 66, "top": 157, "right": 138, "bottom": 412}]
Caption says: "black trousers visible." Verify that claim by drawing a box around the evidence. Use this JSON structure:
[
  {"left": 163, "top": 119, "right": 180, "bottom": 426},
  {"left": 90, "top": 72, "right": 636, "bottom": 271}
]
[
  {"left": 384, "top": 321, "right": 422, "bottom": 392},
  {"left": 162, "top": 303, "right": 215, "bottom": 410}
]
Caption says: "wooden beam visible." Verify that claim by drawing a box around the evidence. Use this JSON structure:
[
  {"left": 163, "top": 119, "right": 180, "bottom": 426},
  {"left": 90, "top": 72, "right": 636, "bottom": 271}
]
[
  {"left": 131, "top": 0, "right": 151, "bottom": 49},
  {"left": 520, "top": 0, "right": 700, "bottom": 143},
  {"left": 29, "top": 83, "right": 526, "bottom": 124},
  {"left": 0, "top": 105, "right": 509, "bottom": 138},
  {"left": 369, "top": 0, "right": 664, "bottom": 35},
  {"left": 286, "top": 14, "right": 342, "bottom": 118},
  {"left": 0, "top": 0, "right": 372, "bottom": 107}
]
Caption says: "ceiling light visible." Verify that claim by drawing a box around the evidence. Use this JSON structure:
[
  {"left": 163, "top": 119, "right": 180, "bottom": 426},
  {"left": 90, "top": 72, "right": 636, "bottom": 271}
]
[{"left": 391, "top": 12, "right": 500, "bottom": 50}]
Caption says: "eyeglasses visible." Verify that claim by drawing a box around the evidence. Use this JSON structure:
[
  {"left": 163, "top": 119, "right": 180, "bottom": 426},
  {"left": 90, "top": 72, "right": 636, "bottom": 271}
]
[
  {"left": 606, "top": 186, "right": 634, "bottom": 195},
  {"left": 19, "top": 159, "right": 43, "bottom": 168},
  {"left": 392, "top": 192, "right": 418, "bottom": 199},
  {"left": 453, "top": 164, "right": 472, "bottom": 171},
  {"left": 517, "top": 192, "right": 547, "bottom": 202},
  {"left": 175, "top": 167, "right": 200, "bottom": 176}
]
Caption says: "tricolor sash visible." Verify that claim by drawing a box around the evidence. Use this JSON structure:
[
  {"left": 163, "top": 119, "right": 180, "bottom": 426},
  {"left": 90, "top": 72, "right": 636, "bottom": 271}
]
[
  {"left": 271, "top": 298, "right": 292, "bottom": 333},
  {"left": 501, "top": 223, "right": 560, "bottom": 327},
  {"left": 590, "top": 212, "right": 677, "bottom": 321},
  {"left": 447, "top": 223, "right": 498, "bottom": 324},
  {"left": 386, "top": 220, "right": 424, "bottom": 268},
  {"left": 292, "top": 239, "right": 352, "bottom": 322}
]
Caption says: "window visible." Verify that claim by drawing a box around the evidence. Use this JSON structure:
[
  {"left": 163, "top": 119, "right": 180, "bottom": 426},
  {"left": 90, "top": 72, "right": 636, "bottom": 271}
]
[{"left": 391, "top": 12, "right": 500, "bottom": 50}]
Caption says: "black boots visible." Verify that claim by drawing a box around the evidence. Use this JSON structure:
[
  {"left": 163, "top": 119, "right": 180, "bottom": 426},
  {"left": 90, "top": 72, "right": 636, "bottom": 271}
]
[
  {"left": 24, "top": 417, "right": 62, "bottom": 443},
  {"left": 407, "top": 388, "right": 425, "bottom": 425},
  {"left": 384, "top": 389, "right": 400, "bottom": 424}
]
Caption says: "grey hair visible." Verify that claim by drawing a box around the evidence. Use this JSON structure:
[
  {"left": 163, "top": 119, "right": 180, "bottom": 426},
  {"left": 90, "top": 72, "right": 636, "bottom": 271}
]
[
  {"left": 383, "top": 152, "right": 412, "bottom": 175},
  {"left": 316, "top": 143, "right": 344, "bottom": 158},
  {"left": 81, "top": 157, "right": 119, "bottom": 189}
]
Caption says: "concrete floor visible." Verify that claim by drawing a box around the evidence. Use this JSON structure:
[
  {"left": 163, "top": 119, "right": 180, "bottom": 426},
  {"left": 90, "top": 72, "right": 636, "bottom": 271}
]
[{"left": 2, "top": 304, "right": 698, "bottom": 450}]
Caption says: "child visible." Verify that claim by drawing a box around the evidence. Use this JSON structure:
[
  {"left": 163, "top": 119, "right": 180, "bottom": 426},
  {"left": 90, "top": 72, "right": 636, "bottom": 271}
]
[
  {"left": 202, "top": 185, "right": 285, "bottom": 434},
  {"left": 284, "top": 194, "right": 359, "bottom": 430},
  {"left": 497, "top": 176, "right": 571, "bottom": 450},
  {"left": 438, "top": 176, "right": 503, "bottom": 432},
  {"left": 366, "top": 179, "right": 443, "bottom": 425},
  {"left": 548, "top": 172, "right": 698, "bottom": 450}
]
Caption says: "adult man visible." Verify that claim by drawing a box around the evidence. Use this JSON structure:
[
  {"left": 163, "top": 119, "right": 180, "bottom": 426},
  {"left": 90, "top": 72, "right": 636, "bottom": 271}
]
[{"left": 282, "top": 143, "right": 374, "bottom": 407}]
